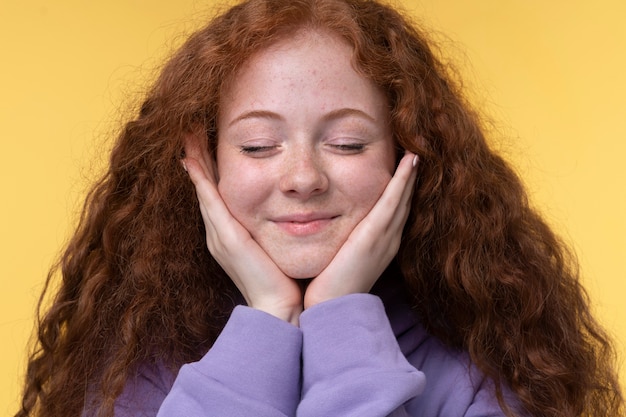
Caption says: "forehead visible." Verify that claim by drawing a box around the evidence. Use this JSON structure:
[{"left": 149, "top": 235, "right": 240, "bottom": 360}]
[
  {"left": 218, "top": 29, "right": 387, "bottom": 118},
  {"left": 221, "top": 29, "right": 359, "bottom": 93}
]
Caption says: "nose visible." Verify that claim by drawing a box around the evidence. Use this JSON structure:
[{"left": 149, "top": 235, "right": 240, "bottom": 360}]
[{"left": 279, "top": 148, "right": 329, "bottom": 198}]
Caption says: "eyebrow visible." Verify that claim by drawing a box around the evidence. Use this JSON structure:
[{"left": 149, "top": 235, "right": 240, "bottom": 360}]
[
  {"left": 227, "top": 107, "right": 377, "bottom": 127},
  {"left": 321, "top": 107, "right": 377, "bottom": 123},
  {"left": 228, "top": 110, "right": 284, "bottom": 127}
]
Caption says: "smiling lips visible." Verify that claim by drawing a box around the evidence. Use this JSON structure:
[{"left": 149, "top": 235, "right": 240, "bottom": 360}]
[{"left": 272, "top": 213, "right": 338, "bottom": 236}]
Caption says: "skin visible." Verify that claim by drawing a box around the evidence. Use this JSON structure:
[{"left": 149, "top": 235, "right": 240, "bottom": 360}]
[{"left": 184, "top": 30, "right": 418, "bottom": 325}]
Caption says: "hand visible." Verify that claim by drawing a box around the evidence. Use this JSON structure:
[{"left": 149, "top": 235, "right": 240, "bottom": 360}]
[
  {"left": 183, "top": 133, "right": 303, "bottom": 325},
  {"left": 303, "top": 152, "right": 418, "bottom": 309}
]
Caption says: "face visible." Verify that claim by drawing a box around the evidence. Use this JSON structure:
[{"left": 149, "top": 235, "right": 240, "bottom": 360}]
[{"left": 216, "top": 30, "right": 396, "bottom": 278}]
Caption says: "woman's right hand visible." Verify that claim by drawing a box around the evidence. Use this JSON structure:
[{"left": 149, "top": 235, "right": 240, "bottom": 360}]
[{"left": 183, "top": 132, "right": 303, "bottom": 325}]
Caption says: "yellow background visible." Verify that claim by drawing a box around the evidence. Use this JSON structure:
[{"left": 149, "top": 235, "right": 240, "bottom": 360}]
[{"left": 1, "top": 0, "right": 624, "bottom": 414}]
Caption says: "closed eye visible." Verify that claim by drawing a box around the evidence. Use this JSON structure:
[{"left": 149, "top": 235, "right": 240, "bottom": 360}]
[
  {"left": 239, "top": 145, "right": 279, "bottom": 155},
  {"left": 329, "top": 143, "right": 366, "bottom": 153}
]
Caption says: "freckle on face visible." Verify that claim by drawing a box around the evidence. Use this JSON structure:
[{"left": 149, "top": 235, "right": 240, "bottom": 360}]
[{"left": 216, "top": 30, "right": 395, "bottom": 278}]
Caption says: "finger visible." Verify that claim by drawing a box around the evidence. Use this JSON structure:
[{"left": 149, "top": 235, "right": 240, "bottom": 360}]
[
  {"left": 395, "top": 153, "right": 419, "bottom": 223},
  {"left": 396, "top": 152, "right": 419, "bottom": 207},
  {"left": 183, "top": 131, "right": 215, "bottom": 184},
  {"left": 365, "top": 151, "right": 418, "bottom": 229},
  {"left": 183, "top": 156, "right": 239, "bottom": 249},
  {"left": 197, "top": 130, "right": 218, "bottom": 182},
  {"left": 385, "top": 159, "right": 418, "bottom": 241}
]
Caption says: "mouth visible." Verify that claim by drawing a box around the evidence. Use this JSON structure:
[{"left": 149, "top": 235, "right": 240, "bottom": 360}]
[{"left": 272, "top": 213, "right": 339, "bottom": 236}]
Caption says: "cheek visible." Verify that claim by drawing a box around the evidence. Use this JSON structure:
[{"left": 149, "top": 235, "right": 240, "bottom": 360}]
[
  {"left": 216, "top": 156, "right": 267, "bottom": 220},
  {"left": 339, "top": 159, "right": 393, "bottom": 210},
  {"left": 219, "top": 175, "right": 259, "bottom": 215}
]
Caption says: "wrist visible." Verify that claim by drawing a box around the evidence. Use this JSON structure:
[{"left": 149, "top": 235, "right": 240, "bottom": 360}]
[
  {"left": 251, "top": 301, "right": 303, "bottom": 326},
  {"left": 304, "top": 280, "right": 369, "bottom": 310}
]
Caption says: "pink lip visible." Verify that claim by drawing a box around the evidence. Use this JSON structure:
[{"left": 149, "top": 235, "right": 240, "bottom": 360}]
[{"left": 272, "top": 213, "right": 338, "bottom": 236}]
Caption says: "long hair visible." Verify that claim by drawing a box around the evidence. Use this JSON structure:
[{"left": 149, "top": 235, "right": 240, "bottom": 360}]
[{"left": 17, "top": 1, "right": 623, "bottom": 416}]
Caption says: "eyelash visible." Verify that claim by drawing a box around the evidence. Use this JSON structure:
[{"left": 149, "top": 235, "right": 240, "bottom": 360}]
[
  {"left": 238, "top": 143, "right": 366, "bottom": 155},
  {"left": 331, "top": 143, "right": 365, "bottom": 152},
  {"left": 239, "top": 145, "right": 277, "bottom": 154}
]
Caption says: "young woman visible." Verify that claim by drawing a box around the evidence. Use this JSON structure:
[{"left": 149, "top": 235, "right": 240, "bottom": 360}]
[{"left": 17, "top": 1, "right": 623, "bottom": 416}]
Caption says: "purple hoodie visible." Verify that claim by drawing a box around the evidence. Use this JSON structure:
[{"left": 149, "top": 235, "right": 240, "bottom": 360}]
[{"left": 91, "top": 276, "right": 526, "bottom": 416}]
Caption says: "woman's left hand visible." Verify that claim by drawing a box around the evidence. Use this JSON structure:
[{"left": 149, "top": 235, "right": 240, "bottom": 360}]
[{"left": 303, "top": 152, "right": 418, "bottom": 309}]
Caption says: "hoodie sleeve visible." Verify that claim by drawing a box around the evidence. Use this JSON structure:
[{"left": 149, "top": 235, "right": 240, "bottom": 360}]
[
  {"left": 156, "top": 305, "right": 302, "bottom": 417},
  {"left": 296, "top": 293, "right": 426, "bottom": 417}
]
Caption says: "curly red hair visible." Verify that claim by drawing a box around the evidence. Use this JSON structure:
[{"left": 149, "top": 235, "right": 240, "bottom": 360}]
[{"left": 17, "top": 1, "right": 623, "bottom": 416}]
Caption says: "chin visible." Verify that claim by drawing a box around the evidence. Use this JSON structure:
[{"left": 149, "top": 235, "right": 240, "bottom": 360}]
[
  {"left": 276, "top": 257, "right": 333, "bottom": 279},
  {"left": 262, "top": 239, "right": 346, "bottom": 279}
]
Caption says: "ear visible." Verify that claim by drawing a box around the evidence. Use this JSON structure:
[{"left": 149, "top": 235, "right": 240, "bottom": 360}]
[
  {"left": 183, "top": 123, "right": 210, "bottom": 155},
  {"left": 183, "top": 126, "right": 218, "bottom": 182}
]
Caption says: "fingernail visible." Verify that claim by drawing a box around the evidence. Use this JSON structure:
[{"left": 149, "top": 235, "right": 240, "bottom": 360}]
[
  {"left": 181, "top": 159, "right": 188, "bottom": 172},
  {"left": 412, "top": 154, "right": 419, "bottom": 167}
]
